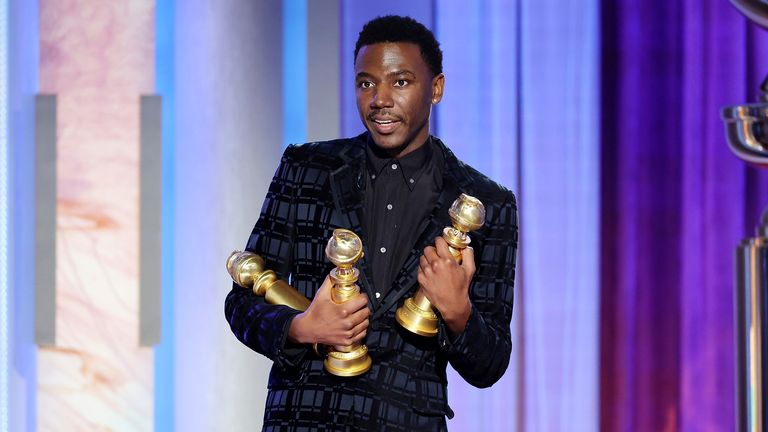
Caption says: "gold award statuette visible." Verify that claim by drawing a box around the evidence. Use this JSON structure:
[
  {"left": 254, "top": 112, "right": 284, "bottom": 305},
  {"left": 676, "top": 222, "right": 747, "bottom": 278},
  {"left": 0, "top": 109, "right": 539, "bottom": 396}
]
[
  {"left": 395, "top": 193, "right": 486, "bottom": 337},
  {"left": 323, "top": 228, "right": 372, "bottom": 377},
  {"left": 226, "top": 251, "right": 310, "bottom": 311}
]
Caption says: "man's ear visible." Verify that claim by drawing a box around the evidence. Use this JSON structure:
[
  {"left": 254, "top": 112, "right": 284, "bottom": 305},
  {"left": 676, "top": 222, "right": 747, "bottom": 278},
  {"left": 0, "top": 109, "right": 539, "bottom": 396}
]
[{"left": 431, "top": 73, "right": 445, "bottom": 104}]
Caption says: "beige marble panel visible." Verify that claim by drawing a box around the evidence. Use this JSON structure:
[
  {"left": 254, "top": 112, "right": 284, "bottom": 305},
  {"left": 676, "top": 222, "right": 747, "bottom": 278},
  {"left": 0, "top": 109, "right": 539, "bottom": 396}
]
[{"left": 38, "top": 1, "right": 155, "bottom": 430}]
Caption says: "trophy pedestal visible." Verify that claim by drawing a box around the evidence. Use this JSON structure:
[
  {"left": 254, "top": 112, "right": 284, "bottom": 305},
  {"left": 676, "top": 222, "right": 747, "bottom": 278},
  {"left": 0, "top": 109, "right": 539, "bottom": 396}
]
[
  {"left": 395, "top": 291, "right": 438, "bottom": 337},
  {"left": 324, "top": 345, "right": 372, "bottom": 377}
]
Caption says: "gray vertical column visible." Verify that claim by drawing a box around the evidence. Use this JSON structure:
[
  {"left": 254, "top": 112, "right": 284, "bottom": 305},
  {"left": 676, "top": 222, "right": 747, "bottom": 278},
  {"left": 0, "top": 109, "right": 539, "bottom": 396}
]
[
  {"left": 34, "top": 94, "right": 56, "bottom": 346},
  {"left": 307, "top": 0, "right": 340, "bottom": 141},
  {"left": 139, "top": 95, "right": 162, "bottom": 346}
]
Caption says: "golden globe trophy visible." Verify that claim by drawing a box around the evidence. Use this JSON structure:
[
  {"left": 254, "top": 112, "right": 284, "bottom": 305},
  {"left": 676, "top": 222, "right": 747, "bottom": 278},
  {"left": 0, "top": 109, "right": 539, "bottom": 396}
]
[
  {"left": 227, "top": 228, "right": 371, "bottom": 377},
  {"left": 323, "top": 228, "right": 372, "bottom": 376},
  {"left": 395, "top": 193, "right": 485, "bottom": 337},
  {"left": 721, "top": 2, "right": 768, "bottom": 431},
  {"left": 226, "top": 250, "right": 310, "bottom": 311}
]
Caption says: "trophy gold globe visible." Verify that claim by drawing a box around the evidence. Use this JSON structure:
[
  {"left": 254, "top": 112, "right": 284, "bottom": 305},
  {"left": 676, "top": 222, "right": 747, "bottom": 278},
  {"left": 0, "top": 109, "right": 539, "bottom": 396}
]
[
  {"left": 395, "top": 193, "right": 486, "bottom": 337},
  {"left": 323, "top": 228, "right": 372, "bottom": 376}
]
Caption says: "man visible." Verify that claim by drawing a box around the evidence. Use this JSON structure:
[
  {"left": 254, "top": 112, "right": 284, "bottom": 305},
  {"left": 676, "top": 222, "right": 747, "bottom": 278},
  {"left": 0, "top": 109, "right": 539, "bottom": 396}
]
[{"left": 225, "top": 15, "right": 517, "bottom": 431}]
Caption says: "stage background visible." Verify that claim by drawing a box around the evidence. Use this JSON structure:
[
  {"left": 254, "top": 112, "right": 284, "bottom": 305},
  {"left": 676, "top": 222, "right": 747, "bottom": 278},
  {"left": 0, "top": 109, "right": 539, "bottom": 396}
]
[{"left": 3, "top": 0, "right": 768, "bottom": 431}]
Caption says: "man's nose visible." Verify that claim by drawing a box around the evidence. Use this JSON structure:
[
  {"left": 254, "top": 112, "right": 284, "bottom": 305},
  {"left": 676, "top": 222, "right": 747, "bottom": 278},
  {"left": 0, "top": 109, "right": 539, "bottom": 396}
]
[{"left": 371, "top": 88, "right": 393, "bottom": 108}]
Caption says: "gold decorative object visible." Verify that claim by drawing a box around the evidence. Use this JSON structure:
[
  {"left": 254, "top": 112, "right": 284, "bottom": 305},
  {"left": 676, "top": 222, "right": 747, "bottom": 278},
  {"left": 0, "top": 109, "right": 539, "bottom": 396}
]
[
  {"left": 323, "top": 228, "right": 372, "bottom": 376},
  {"left": 395, "top": 193, "right": 486, "bottom": 337},
  {"left": 226, "top": 251, "right": 310, "bottom": 311},
  {"left": 227, "top": 231, "right": 371, "bottom": 375}
]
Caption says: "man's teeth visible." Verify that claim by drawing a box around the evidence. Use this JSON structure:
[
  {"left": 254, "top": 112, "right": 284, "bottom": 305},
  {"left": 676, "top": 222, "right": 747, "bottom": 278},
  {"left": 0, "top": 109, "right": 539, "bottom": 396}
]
[{"left": 374, "top": 120, "right": 394, "bottom": 124}]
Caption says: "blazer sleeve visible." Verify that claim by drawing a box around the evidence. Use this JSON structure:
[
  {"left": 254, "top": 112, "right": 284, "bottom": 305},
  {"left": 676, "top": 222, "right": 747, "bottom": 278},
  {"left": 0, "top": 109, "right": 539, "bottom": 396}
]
[
  {"left": 436, "top": 191, "right": 518, "bottom": 388},
  {"left": 224, "top": 145, "right": 310, "bottom": 371}
]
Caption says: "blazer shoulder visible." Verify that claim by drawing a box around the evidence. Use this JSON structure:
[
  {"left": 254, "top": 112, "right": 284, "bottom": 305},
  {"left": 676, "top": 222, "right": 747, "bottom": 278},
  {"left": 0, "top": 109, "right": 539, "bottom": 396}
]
[
  {"left": 439, "top": 150, "right": 515, "bottom": 210},
  {"left": 434, "top": 136, "right": 515, "bottom": 206},
  {"left": 283, "top": 135, "right": 366, "bottom": 168},
  {"left": 462, "top": 162, "right": 516, "bottom": 205}
]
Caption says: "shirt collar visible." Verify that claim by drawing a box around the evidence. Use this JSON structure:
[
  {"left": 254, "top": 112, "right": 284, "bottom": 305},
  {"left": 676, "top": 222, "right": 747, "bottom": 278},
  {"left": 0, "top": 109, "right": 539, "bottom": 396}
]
[{"left": 366, "top": 135, "right": 433, "bottom": 191}]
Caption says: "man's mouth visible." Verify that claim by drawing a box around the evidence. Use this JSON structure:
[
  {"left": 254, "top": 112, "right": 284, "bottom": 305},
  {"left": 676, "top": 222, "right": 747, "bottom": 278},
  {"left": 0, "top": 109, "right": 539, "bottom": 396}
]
[{"left": 370, "top": 117, "right": 401, "bottom": 134}]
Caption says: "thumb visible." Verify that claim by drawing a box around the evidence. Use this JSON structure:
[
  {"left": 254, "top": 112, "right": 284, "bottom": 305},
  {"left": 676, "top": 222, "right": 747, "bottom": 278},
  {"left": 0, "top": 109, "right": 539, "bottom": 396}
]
[
  {"left": 316, "top": 275, "right": 333, "bottom": 299},
  {"left": 461, "top": 246, "right": 476, "bottom": 275}
]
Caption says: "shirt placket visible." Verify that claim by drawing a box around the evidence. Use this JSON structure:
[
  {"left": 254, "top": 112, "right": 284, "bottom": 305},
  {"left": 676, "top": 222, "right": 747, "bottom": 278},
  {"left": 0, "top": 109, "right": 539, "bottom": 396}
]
[{"left": 378, "top": 161, "right": 403, "bottom": 301}]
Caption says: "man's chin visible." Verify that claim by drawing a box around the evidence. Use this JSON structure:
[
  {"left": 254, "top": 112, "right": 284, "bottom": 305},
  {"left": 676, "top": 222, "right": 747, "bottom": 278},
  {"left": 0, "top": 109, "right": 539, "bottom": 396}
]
[{"left": 368, "top": 132, "right": 406, "bottom": 152}]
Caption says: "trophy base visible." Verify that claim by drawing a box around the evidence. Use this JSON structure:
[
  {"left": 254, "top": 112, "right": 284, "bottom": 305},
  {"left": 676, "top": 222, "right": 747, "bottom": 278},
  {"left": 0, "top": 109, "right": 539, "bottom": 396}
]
[
  {"left": 395, "top": 296, "right": 439, "bottom": 337},
  {"left": 324, "top": 345, "right": 372, "bottom": 377}
]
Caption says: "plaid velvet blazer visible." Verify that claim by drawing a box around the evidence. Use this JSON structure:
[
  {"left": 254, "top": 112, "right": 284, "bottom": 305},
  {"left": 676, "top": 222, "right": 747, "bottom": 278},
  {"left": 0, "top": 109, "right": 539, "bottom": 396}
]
[{"left": 225, "top": 133, "right": 518, "bottom": 431}]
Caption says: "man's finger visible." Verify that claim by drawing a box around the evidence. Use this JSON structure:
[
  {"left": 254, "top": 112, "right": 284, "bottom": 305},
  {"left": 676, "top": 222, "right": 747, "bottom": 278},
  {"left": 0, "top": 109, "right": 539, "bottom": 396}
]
[
  {"left": 348, "top": 304, "right": 371, "bottom": 324},
  {"left": 350, "top": 317, "right": 369, "bottom": 335},
  {"left": 417, "top": 270, "right": 428, "bottom": 288},
  {"left": 349, "top": 293, "right": 369, "bottom": 310},
  {"left": 422, "top": 245, "right": 438, "bottom": 263},
  {"left": 420, "top": 260, "right": 434, "bottom": 275},
  {"left": 350, "top": 328, "right": 368, "bottom": 344},
  {"left": 419, "top": 255, "right": 430, "bottom": 272},
  {"left": 434, "top": 236, "right": 452, "bottom": 257},
  {"left": 461, "top": 246, "right": 476, "bottom": 275},
  {"left": 315, "top": 276, "right": 332, "bottom": 300}
]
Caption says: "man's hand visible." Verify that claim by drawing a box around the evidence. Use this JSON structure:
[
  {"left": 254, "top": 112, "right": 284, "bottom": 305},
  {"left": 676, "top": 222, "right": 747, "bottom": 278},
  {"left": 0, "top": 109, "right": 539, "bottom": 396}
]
[
  {"left": 417, "top": 236, "right": 476, "bottom": 336},
  {"left": 288, "top": 276, "right": 370, "bottom": 347}
]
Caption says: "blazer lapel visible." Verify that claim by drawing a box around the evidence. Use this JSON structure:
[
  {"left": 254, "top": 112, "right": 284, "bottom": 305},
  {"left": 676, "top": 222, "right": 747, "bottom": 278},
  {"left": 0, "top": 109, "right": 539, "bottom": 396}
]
[
  {"left": 329, "top": 140, "right": 377, "bottom": 308},
  {"left": 330, "top": 164, "right": 365, "bottom": 238},
  {"left": 372, "top": 139, "right": 473, "bottom": 319}
]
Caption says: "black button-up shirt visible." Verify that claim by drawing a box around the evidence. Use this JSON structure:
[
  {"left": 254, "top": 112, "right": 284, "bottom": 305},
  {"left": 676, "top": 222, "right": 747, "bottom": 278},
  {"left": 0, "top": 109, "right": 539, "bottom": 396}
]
[{"left": 364, "top": 136, "right": 444, "bottom": 303}]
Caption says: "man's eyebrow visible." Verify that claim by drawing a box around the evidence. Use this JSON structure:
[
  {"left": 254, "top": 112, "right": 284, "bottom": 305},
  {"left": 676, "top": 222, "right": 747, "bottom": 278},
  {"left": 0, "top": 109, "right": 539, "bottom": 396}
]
[
  {"left": 355, "top": 70, "right": 417, "bottom": 80},
  {"left": 355, "top": 72, "right": 374, "bottom": 80},
  {"left": 388, "top": 70, "right": 415, "bottom": 78}
]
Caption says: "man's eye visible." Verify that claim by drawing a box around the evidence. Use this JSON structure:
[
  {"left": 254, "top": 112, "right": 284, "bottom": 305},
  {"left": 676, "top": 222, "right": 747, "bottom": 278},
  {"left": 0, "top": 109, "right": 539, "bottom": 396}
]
[
  {"left": 359, "top": 81, "right": 374, "bottom": 89},
  {"left": 394, "top": 80, "right": 408, "bottom": 87}
]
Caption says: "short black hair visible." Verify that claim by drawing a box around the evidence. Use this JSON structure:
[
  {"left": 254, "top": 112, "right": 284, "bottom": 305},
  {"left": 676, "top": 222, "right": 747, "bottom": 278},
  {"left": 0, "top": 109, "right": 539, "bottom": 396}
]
[{"left": 354, "top": 15, "right": 443, "bottom": 76}]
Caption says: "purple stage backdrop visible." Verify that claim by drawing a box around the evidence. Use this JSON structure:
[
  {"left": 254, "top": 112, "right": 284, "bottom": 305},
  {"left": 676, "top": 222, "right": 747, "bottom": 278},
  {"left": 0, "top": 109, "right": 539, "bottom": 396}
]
[{"left": 600, "top": 1, "right": 768, "bottom": 431}]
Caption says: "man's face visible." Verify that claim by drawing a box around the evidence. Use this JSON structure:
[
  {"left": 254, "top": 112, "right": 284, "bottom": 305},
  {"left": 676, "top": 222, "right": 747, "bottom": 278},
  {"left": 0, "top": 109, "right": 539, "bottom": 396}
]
[{"left": 354, "top": 42, "right": 444, "bottom": 158}]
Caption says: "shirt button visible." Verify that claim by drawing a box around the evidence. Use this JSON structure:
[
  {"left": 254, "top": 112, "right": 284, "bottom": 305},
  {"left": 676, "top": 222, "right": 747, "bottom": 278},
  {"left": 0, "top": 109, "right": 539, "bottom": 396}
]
[
  {"left": 386, "top": 204, "right": 393, "bottom": 210},
  {"left": 375, "top": 292, "right": 381, "bottom": 299},
  {"left": 371, "top": 174, "right": 376, "bottom": 179},
  {"left": 409, "top": 178, "right": 415, "bottom": 184},
  {"left": 391, "top": 163, "right": 398, "bottom": 170},
  {"left": 380, "top": 247, "right": 387, "bottom": 253}
]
